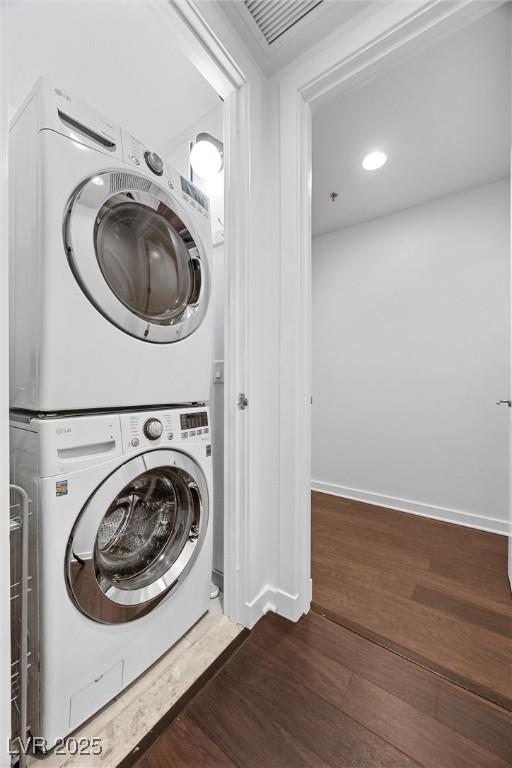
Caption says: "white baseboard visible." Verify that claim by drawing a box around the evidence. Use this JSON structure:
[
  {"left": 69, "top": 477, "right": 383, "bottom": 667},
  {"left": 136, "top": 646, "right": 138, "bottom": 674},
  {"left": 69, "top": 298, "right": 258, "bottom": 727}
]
[
  {"left": 311, "top": 480, "right": 508, "bottom": 536},
  {"left": 245, "top": 583, "right": 311, "bottom": 627}
]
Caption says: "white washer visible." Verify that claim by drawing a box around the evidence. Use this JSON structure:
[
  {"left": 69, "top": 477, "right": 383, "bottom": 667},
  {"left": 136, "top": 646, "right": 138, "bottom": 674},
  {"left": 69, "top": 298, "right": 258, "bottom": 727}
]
[
  {"left": 10, "top": 405, "right": 213, "bottom": 748},
  {"left": 10, "top": 78, "right": 213, "bottom": 411}
]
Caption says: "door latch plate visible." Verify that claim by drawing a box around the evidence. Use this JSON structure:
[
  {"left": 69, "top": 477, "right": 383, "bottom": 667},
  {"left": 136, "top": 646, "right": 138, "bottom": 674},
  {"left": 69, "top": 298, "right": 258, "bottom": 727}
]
[{"left": 238, "top": 393, "right": 248, "bottom": 410}]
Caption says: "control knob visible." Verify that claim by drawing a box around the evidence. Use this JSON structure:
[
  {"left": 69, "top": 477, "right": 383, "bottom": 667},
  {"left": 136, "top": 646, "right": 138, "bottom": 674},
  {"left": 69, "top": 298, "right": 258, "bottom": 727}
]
[
  {"left": 144, "top": 150, "right": 164, "bottom": 176},
  {"left": 144, "top": 418, "right": 163, "bottom": 440}
]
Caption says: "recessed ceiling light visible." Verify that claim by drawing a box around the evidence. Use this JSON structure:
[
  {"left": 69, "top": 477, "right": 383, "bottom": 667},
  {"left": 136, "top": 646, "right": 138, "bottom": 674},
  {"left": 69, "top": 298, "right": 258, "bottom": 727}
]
[{"left": 362, "top": 151, "right": 387, "bottom": 171}]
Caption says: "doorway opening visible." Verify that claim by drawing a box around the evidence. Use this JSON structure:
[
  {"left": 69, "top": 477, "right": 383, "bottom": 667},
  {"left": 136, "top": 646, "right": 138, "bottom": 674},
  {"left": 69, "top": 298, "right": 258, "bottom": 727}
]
[{"left": 310, "top": 2, "right": 511, "bottom": 710}]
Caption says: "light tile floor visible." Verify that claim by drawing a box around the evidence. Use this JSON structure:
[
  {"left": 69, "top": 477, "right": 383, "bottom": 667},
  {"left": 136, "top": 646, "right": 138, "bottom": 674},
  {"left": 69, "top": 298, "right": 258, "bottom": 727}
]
[{"left": 28, "top": 599, "right": 242, "bottom": 768}]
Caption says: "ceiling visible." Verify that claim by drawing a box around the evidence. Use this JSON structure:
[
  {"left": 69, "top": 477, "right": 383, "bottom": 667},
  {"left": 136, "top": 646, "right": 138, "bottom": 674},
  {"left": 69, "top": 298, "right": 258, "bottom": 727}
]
[
  {"left": 7, "top": 0, "right": 220, "bottom": 151},
  {"left": 312, "top": 3, "right": 511, "bottom": 237},
  {"left": 217, "top": 0, "right": 372, "bottom": 76}
]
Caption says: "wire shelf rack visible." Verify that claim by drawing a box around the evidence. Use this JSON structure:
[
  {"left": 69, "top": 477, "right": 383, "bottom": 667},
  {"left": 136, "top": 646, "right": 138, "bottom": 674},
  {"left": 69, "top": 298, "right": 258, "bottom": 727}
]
[{"left": 9, "top": 484, "right": 31, "bottom": 768}]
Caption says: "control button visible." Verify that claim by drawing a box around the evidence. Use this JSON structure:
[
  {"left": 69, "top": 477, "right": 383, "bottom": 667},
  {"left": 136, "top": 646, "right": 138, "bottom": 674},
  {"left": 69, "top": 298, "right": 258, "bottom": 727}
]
[
  {"left": 144, "top": 150, "right": 164, "bottom": 176},
  {"left": 190, "top": 430, "right": 196, "bottom": 436},
  {"left": 181, "top": 432, "right": 188, "bottom": 439},
  {"left": 130, "top": 437, "right": 140, "bottom": 447},
  {"left": 144, "top": 418, "right": 163, "bottom": 440},
  {"left": 131, "top": 155, "right": 140, "bottom": 166},
  {"left": 167, "top": 432, "right": 174, "bottom": 440},
  {"left": 197, "top": 429, "right": 203, "bottom": 435},
  {"left": 204, "top": 428, "right": 209, "bottom": 435}
]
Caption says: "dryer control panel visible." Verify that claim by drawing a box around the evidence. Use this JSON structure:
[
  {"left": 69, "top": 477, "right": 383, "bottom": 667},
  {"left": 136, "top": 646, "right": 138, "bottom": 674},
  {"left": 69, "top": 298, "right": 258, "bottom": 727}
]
[
  {"left": 120, "top": 408, "right": 210, "bottom": 454},
  {"left": 121, "top": 129, "right": 210, "bottom": 222}
]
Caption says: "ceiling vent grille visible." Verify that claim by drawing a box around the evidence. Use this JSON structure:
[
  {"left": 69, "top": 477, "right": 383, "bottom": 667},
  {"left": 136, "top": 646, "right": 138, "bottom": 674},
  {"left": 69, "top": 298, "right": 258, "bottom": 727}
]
[{"left": 243, "top": 1, "right": 324, "bottom": 45}]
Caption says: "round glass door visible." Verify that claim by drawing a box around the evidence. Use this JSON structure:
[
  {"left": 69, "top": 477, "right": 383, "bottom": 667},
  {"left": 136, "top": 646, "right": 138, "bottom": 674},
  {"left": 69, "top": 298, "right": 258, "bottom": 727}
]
[
  {"left": 95, "top": 202, "right": 194, "bottom": 325},
  {"left": 66, "top": 451, "right": 209, "bottom": 624},
  {"left": 64, "top": 171, "right": 210, "bottom": 343}
]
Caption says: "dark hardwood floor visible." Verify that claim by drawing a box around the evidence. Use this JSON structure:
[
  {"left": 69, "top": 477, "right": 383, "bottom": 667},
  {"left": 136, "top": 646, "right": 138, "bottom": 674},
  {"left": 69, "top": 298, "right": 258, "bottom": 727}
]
[
  {"left": 125, "top": 492, "right": 512, "bottom": 768},
  {"left": 311, "top": 491, "right": 512, "bottom": 710},
  {"left": 131, "top": 610, "right": 512, "bottom": 768}
]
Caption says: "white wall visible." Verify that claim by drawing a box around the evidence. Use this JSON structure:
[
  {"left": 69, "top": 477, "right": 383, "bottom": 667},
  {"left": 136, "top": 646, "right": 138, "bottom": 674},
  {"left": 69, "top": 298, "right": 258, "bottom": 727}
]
[
  {"left": 312, "top": 179, "right": 510, "bottom": 534},
  {"left": 7, "top": 1, "right": 219, "bottom": 150}
]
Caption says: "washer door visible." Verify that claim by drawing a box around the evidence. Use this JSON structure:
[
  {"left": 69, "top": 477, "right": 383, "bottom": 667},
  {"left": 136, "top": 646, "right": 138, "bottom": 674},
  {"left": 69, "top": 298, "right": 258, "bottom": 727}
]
[
  {"left": 64, "top": 171, "right": 210, "bottom": 343},
  {"left": 66, "top": 450, "right": 209, "bottom": 623}
]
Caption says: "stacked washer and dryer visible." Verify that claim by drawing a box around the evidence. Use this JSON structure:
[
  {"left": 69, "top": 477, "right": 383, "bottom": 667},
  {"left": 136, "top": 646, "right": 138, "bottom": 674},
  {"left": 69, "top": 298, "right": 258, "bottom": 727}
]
[{"left": 9, "top": 79, "right": 215, "bottom": 749}]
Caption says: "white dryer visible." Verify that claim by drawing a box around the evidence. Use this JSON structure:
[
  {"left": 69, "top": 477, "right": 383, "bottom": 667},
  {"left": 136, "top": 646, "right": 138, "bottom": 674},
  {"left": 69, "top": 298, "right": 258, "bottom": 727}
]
[
  {"left": 10, "top": 78, "right": 213, "bottom": 411},
  {"left": 10, "top": 405, "right": 213, "bottom": 747}
]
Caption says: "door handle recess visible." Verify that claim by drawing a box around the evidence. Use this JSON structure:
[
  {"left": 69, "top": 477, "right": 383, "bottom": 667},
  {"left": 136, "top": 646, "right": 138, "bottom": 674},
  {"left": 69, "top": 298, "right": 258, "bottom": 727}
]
[{"left": 496, "top": 399, "right": 512, "bottom": 407}]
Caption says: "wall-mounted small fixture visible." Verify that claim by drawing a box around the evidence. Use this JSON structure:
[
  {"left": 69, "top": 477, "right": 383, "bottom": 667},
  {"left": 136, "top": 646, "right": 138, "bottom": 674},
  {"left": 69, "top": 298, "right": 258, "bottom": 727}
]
[
  {"left": 190, "top": 132, "right": 224, "bottom": 179},
  {"left": 329, "top": 191, "right": 338, "bottom": 202}
]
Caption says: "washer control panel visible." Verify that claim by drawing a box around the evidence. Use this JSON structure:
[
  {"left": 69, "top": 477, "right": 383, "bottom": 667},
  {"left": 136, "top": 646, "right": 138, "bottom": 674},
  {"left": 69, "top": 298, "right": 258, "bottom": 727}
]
[{"left": 120, "top": 408, "right": 209, "bottom": 453}]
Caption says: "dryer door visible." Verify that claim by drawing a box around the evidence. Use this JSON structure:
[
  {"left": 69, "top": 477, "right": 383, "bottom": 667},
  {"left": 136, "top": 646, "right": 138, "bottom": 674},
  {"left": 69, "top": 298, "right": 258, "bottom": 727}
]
[
  {"left": 64, "top": 171, "right": 210, "bottom": 343},
  {"left": 66, "top": 450, "right": 209, "bottom": 623}
]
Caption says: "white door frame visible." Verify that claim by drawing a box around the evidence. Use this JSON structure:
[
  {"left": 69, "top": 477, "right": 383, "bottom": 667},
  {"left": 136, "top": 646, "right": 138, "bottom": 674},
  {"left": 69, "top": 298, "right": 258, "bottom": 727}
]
[
  {"left": 274, "top": 0, "right": 506, "bottom": 618},
  {"left": 138, "top": 0, "right": 273, "bottom": 625},
  {"left": 161, "top": 1, "right": 291, "bottom": 626}
]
